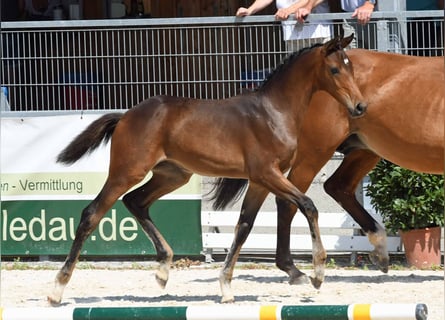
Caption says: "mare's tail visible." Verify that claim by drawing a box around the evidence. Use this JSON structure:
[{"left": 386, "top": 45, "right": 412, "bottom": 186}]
[
  {"left": 208, "top": 178, "right": 249, "bottom": 210},
  {"left": 57, "top": 112, "right": 124, "bottom": 165}
]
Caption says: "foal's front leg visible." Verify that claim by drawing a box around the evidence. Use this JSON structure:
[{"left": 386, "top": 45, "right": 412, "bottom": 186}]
[
  {"left": 293, "top": 197, "right": 326, "bottom": 289},
  {"left": 219, "top": 183, "right": 269, "bottom": 303},
  {"left": 258, "top": 169, "right": 327, "bottom": 289}
]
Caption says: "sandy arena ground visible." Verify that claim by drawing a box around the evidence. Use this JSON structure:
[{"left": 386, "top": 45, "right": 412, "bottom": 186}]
[{"left": 1, "top": 260, "right": 444, "bottom": 319}]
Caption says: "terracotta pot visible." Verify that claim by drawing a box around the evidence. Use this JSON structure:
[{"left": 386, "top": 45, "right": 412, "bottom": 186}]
[{"left": 400, "top": 227, "right": 442, "bottom": 269}]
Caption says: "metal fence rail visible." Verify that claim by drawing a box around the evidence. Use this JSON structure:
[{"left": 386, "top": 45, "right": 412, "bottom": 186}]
[{"left": 1, "top": 11, "right": 443, "bottom": 112}]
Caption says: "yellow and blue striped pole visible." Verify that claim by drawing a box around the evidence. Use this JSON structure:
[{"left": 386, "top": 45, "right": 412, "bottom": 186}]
[{"left": 0, "top": 304, "right": 428, "bottom": 320}]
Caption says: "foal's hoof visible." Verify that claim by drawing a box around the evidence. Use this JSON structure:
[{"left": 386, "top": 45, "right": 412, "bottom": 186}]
[
  {"left": 369, "top": 251, "right": 389, "bottom": 273},
  {"left": 221, "top": 295, "right": 235, "bottom": 304},
  {"left": 309, "top": 276, "right": 323, "bottom": 289},
  {"left": 155, "top": 273, "right": 168, "bottom": 289},
  {"left": 47, "top": 295, "right": 61, "bottom": 307},
  {"left": 288, "top": 273, "right": 310, "bottom": 286}
]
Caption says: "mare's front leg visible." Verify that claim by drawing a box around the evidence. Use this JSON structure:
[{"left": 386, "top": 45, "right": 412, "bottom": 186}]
[
  {"left": 48, "top": 182, "right": 129, "bottom": 305},
  {"left": 323, "top": 149, "right": 389, "bottom": 272},
  {"left": 275, "top": 198, "right": 308, "bottom": 285},
  {"left": 219, "top": 183, "right": 269, "bottom": 303},
  {"left": 123, "top": 162, "right": 193, "bottom": 288}
]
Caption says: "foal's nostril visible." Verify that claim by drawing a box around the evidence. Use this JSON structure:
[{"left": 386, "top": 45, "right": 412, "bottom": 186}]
[{"left": 355, "top": 102, "right": 367, "bottom": 115}]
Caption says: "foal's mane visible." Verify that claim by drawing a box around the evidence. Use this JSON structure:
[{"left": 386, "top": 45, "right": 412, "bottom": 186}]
[{"left": 257, "top": 42, "right": 323, "bottom": 91}]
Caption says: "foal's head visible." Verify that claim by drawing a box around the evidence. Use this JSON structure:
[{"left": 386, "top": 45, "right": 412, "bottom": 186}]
[{"left": 314, "top": 35, "right": 367, "bottom": 117}]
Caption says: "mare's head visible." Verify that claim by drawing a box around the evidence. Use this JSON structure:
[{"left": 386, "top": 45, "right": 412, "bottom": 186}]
[{"left": 314, "top": 34, "right": 367, "bottom": 117}]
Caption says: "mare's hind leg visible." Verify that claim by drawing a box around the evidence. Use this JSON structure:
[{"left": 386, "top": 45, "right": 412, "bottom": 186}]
[
  {"left": 324, "top": 149, "right": 389, "bottom": 272},
  {"left": 253, "top": 167, "right": 326, "bottom": 289},
  {"left": 122, "top": 161, "right": 192, "bottom": 289},
  {"left": 219, "top": 183, "right": 269, "bottom": 303},
  {"left": 48, "top": 179, "right": 139, "bottom": 305}
]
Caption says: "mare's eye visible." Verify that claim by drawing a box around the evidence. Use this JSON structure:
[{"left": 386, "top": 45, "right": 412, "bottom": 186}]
[{"left": 330, "top": 67, "right": 339, "bottom": 75}]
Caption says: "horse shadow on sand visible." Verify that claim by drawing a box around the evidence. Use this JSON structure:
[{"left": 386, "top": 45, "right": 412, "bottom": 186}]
[
  {"left": 52, "top": 272, "right": 441, "bottom": 306},
  {"left": 207, "top": 273, "right": 443, "bottom": 285},
  {"left": 69, "top": 293, "right": 271, "bottom": 305}
]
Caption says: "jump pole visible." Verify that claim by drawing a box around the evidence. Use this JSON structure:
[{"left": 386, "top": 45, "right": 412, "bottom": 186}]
[{"left": 0, "top": 304, "right": 428, "bottom": 320}]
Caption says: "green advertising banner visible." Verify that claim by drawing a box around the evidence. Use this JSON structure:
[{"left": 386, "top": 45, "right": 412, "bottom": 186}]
[
  {"left": 1, "top": 115, "right": 203, "bottom": 257},
  {"left": 1, "top": 199, "right": 202, "bottom": 256}
]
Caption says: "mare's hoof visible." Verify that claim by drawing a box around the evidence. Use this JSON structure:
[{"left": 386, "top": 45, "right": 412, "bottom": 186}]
[
  {"left": 309, "top": 276, "right": 323, "bottom": 289},
  {"left": 369, "top": 251, "right": 389, "bottom": 273},
  {"left": 288, "top": 273, "right": 310, "bottom": 285}
]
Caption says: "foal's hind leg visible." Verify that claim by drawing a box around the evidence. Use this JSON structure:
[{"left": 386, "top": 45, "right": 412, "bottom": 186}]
[
  {"left": 48, "top": 180, "right": 137, "bottom": 305},
  {"left": 122, "top": 161, "right": 193, "bottom": 289},
  {"left": 219, "top": 183, "right": 269, "bottom": 303},
  {"left": 324, "top": 149, "right": 389, "bottom": 272}
]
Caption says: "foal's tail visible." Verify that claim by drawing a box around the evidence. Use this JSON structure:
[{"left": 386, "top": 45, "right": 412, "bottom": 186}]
[
  {"left": 57, "top": 112, "right": 124, "bottom": 165},
  {"left": 208, "top": 177, "right": 249, "bottom": 210}
]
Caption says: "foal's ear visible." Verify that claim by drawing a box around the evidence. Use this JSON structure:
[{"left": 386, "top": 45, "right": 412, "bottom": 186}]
[
  {"left": 323, "top": 34, "right": 354, "bottom": 56},
  {"left": 340, "top": 34, "right": 354, "bottom": 49},
  {"left": 323, "top": 35, "right": 342, "bottom": 56}
]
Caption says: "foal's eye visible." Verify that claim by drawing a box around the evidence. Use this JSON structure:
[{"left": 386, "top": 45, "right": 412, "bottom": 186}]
[{"left": 330, "top": 67, "right": 339, "bottom": 75}]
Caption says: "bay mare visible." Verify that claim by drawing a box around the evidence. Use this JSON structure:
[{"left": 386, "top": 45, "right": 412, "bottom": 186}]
[
  {"left": 48, "top": 35, "right": 366, "bottom": 305},
  {"left": 212, "top": 49, "right": 444, "bottom": 296}
]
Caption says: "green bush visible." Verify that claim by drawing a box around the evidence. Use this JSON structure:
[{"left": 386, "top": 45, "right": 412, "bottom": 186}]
[{"left": 366, "top": 160, "right": 444, "bottom": 233}]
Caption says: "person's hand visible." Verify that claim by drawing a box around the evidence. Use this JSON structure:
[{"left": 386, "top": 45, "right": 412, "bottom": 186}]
[
  {"left": 236, "top": 7, "right": 251, "bottom": 16},
  {"left": 295, "top": 7, "right": 311, "bottom": 23},
  {"left": 351, "top": 1, "right": 374, "bottom": 25},
  {"left": 275, "top": 8, "right": 290, "bottom": 20}
]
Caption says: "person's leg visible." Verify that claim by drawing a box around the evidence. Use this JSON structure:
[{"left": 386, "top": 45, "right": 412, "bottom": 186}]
[
  {"left": 343, "top": 19, "right": 378, "bottom": 50},
  {"left": 285, "top": 37, "right": 329, "bottom": 53},
  {"left": 359, "top": 22, "right": 377, "bottom": 50},
  {"left": 342, "top": 19, "right": 357, "bottom": 49},
  {"left": 285, "top": 40, "right": 299, "bottom": 53}
]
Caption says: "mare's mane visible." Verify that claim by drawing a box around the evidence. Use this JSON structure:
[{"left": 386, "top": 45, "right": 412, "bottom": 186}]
[{"left": 257, "top": 42, "right": 323, "bottom": 91}]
